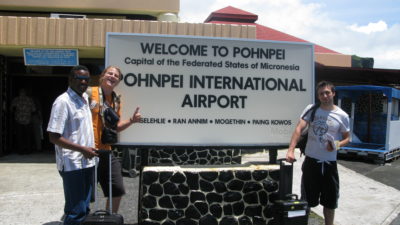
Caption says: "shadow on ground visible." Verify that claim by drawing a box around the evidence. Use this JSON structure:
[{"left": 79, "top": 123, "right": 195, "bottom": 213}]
[{"left": 0, "top": 151, "right": 55, "bottom": 164}]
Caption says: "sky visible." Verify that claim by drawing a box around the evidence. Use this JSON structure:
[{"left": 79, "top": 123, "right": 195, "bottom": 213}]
[{"left": 179, "top": 0, "right": 400, "bottom": 69}]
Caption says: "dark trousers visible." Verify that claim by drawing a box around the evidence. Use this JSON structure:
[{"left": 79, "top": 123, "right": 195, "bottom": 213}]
[
  {"left": 59, "top": 167, "right": 95, "bottom": 225},
  {"left": 15, "top": 123, "right": 32, "bottom": 154}
]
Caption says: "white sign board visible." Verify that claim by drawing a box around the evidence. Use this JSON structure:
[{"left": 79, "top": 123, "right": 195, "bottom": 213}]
[{"left": 106, "top": 33, "right": 314, "bottom": 146}]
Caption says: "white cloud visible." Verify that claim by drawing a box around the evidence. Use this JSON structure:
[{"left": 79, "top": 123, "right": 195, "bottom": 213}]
[
  {"left": 374, "top": 49, "right": 400, "bottom": 69},
  {"left": 179, "top": 0, "right": 400, "bottom": 69},
  {"left": 348, "top": 21, "right": 388, "bottom": 34}
]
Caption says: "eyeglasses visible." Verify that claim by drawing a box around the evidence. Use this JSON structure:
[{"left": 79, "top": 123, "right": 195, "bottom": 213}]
[{"left": 73, "top": 75, "right": 90, "bottom": 82}]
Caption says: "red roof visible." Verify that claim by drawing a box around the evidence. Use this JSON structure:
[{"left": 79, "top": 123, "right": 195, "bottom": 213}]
[
  {"left": 205, "top": 6, "right": 340, "bottom": 54},
  {"left": 204, "top": 6, "right": 258, "bottom": 23}
]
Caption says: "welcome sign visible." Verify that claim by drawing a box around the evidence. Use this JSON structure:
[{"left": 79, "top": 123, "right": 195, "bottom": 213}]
[{"left": 106, "top": 33, "right": 314, "bottom": 146}]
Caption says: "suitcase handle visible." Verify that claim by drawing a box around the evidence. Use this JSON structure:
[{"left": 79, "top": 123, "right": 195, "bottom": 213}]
[
  {"left": 93, "top": 149, "right": 113, "bottom": 213},
  {"left": 278, "top": 158, "right": 295, "bottom": 164},
  {"left": 92, "top": 210, "right": 112, "bottom": 216},
  {"left": 95, "top": 149, "right": 112, "bottom": 155},
  {"left": 285, "top": 194, "right": 299, "bottom": 200}
]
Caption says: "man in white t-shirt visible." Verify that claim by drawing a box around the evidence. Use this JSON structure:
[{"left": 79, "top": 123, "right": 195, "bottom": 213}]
[
  {"left": 286, "top": 80, "right": 350, "bottom": 225},
  {"left": 47, "top": 65, "right": 98, "bottom": 225}
]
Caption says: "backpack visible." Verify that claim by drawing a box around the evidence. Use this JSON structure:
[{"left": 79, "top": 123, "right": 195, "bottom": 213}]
[{"left": 296, "top": 104, "right": 319, "bottom": 156}]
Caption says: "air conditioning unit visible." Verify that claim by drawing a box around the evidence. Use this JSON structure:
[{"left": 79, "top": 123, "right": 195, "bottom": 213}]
[{"left": 51, "top": 13, "right": 86, "bottom": 19}]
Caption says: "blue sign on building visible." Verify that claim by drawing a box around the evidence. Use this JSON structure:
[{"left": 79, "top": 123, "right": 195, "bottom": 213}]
[{"left": 23, "top": 48, "right": 79, "bottom": 66}]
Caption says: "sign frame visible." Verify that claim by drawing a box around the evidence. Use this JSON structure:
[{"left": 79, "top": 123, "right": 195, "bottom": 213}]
[{"left": 106, "top": 33, "right": 315, "bottom": 147}]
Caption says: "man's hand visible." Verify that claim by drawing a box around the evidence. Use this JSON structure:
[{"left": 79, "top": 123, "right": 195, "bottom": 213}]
[
  {"left": 286, "top": 149, "right": 296, "bottom": 163},
  {"left": 130, "top": 107, "right": 141, "bottom": 123},
  {"left": 49, "top": 132, "right": 98, "bottom": 158},
  {"left": 326, "top": 133, "right": 339, "bottom": 152},
  {"left": 286, "top": 119, "right": 307, "bottom": 163},
  {"left": 81, "top": 147, "right": 98, "bottom": 159}
]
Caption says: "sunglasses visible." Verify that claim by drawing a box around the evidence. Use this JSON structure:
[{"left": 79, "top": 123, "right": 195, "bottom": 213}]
[{"left": 73, "top": 75, "right": 91, "bottom": 82}]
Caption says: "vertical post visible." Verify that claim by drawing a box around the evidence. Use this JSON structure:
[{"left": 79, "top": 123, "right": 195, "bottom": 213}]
[
  {"left": 386, "top": 99, "right": 392, "bottom": 152},
  {"left": 0, "top": 55, "right": 6, "bottom": 156},
  {"left": 268, "top": 148, "right": 277, "bottom": 164},
  {"left": 109, "top": 152, "right": 112, "bottom": 213},
  {"left": 94, "top": 157, "right": 98, "bottom": 210},
  {"left": 350, "top": 102, "right": 355, "bottom": 142},
  {"left": 367, "top": 93, "right": 372, "bottom": 143},
  {"left": 137, "top": 147, "right": 148, "bottom": 223}
]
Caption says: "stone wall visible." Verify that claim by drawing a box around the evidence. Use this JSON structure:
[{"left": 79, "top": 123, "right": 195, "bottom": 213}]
[
  {"left": 140, "top": 164, "right": 281, "bottom": 225},
  {"left": 114, "top": 147, "right": 243, "bottom": 176},
  {"left": 148, "top": 148, "right": 241, "bottom": 165}
]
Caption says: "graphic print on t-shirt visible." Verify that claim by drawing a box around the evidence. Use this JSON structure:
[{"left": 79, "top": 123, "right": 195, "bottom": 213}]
[{"left": 312, "top": 118, "right": 328, "bottom": 144}]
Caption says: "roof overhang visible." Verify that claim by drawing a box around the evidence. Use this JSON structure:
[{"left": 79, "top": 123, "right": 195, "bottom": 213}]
[
  {"left": 316, "top": 63, "right": 400, "bottom": 87},
  {"left": 0, "top": 0, "right": 179, "bottom": 17}
]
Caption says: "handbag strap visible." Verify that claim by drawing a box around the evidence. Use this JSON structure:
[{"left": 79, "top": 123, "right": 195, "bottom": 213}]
[
  {"left": 301, "top": 103, "right": 320, "bottom": 122},
  {"left": 98, "top": 87, "right": 120, "bottom": 112},
  {"left": 86, "top": 86, "right": 120, "bottom": 113},
  {"left": 298, "top": 103, "right": 320, "bottom": 157},
  {"left": 98, "top": 87, "right": 120, "bottom": 127}
]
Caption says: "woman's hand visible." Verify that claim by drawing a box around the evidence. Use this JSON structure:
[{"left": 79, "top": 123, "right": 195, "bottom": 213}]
[{"left": 130, "top": 107, "right": 141, "bottom": 123}]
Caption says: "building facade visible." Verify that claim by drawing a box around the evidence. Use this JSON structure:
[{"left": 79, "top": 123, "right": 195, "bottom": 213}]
[
  {"left": 0, "top": 1, "right": 258, "bottom": 155},
  {"left": 2, "top": 2, "right": 398, "bottom": 156}
]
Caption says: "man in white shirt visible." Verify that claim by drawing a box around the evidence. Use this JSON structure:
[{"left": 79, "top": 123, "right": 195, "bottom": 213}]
[
  {"left": 286, "top": 81, "right": 350, "bottom": 225},
  {"left": 47, "top": 65, "right": 98, "bottom": 225}
]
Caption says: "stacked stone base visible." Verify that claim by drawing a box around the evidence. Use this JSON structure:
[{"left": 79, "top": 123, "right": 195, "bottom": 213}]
[
  {"left": 148, "top": 148, "right": 241, "bottom": 165},
  {"left": 113, "top": 147, "right": 242, "bottom": 175},
  {"left": 140, "top": 164, "right": 281, "bottom": 225}
]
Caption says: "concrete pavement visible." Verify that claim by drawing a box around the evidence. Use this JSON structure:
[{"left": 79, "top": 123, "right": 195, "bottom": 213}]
[
  {"left": 0, "top": 150, "right": 399, "bottom": 225},
  {"left": 0, "top": 152, "right": 64, "bottom": 225},
  {"left": 0, "top": 151, "right": 139, "bottom": 225},
  {"left": 242, "top": 150, "right": 400, "bottom": 225}
]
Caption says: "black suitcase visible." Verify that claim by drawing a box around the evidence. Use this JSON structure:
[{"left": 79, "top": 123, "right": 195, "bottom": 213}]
[
  {"left": 278, "top": 159, "right": 293, "bottom": 200},
  {"left": 273, "top": 194, "right": 308, "bottom": 225},
  {"left": 82, "top": 150, "right": 124, "bottom": 225}
]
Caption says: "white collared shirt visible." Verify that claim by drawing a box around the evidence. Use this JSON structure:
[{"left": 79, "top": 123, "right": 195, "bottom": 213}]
[{"left": 47, "top": 87, "right": 96, "bottom": 171}]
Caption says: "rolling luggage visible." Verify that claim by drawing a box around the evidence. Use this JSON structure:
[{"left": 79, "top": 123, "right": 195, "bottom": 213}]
[
  {"left": 82, "top": 150, "right": 124, "bottom": 225},
  {"left": 278, "top": 159, "right": 293, "bottom": 200},
  {"left": 273, "top": 194, "right": 308, "bottom": 225}
]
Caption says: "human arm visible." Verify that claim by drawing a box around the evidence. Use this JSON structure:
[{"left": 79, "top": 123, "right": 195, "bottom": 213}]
[
  {"left": 117, "top": 106, "right": 141, "bottom": 132},
  {"left": 286, "top": 118, "right": 308, "bottom": 163},
  {"left": 48, "top": 132, "right": 98, "bottom": 158}
]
